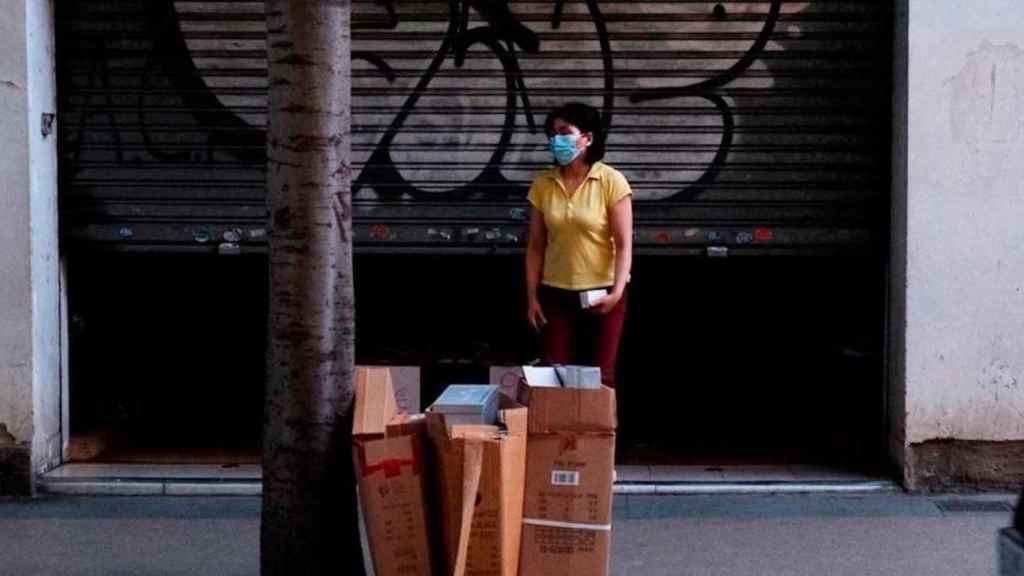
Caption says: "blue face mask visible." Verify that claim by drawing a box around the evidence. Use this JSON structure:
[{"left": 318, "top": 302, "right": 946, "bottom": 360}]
[{"left": 550, "top": 133, "right": 583, "bottom": 166}]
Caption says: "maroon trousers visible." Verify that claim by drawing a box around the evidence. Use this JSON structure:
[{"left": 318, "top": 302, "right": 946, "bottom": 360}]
[{"left": 538, "top": 285, "right": 628, "bottom": 388}]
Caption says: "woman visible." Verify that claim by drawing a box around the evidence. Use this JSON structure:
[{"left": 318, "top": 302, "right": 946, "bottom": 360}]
[{"left": 526, "top": 102, "right": 633, "bottom": 388}]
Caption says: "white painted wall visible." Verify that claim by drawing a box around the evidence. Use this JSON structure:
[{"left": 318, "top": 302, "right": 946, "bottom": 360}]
[
  {"left": 0, "top": 0, "right": 61, "bottom": 478},
  {"left": 0, "top": 0, "right": 34, "bottom": 447},
  {"left": 904, "top": 0, "right": 1024, "bottom": 443}
]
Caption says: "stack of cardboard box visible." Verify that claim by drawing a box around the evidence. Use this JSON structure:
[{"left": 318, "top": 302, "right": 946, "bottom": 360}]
[
  {"left": 518, "top": 368, "right": 618, "bottom": 576},
  {"left": 352, "top": 367, "right": 435, "bottom": 576},
  {"left": 352, "top": 365, "right": 617, "bottom": 576}
]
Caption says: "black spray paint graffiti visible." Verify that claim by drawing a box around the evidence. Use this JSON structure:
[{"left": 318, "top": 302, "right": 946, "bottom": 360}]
[
  {"left": 353, "top": 0, "right": 614, "bottom": 200},
  {"left": 139, "top": 0, "right": 265, "bottom": 165},
  {"left": 58, "top": 0, "right": 264, "bottom": 168},
  {"left": 627, "top": 0, "right": 783, "bottom": 197},
  {"left": 358, "top": 0, "right": 783, "bottom": 201},
  {"left": 62, "top": 0, "right": 792, "bottom": 202}
]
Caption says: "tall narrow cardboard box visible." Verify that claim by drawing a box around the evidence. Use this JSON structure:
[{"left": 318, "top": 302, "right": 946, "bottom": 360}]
[
  {"left": 426, "top": 395, "right": 527, "bottom": 576},
  {"left": 352, "top": 367, "right": 435, "bottom": 576},
  {"left": 518, "top": 375, "right": 617, "bottom": 576},
  {"left": 358, "top": 365, "right": 422, "bottom": 413}
]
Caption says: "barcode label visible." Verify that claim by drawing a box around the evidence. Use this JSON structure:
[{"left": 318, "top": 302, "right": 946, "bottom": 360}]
[{"left": 551, "top": 470, "right": 580, "bottom": 486}]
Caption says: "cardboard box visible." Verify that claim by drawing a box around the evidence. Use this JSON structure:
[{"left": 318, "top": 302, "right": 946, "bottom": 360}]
[
  {"left": 518, "top": 369, "right": 617, "bottom": 576},
  {"left": 426, "top": 395, "right": 527, "bottom": 576},
  {"left": 354, "top": 367, "right": 400, "bottom": 437},
  {"left": 359, "top": 365, "right": 421, "bottom": 414},
  {"left": 352, "top": 367, "right": 436, "bottom": 576},
  {"left": 489, "top": 366, "right": 526, "bottom": 399}
]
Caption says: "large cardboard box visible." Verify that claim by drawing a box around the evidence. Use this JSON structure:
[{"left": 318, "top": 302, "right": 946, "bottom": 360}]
[
  {"left": 426, "top": 395, "right": 527, "bottom": 576},
  {"left": 352, "top": 367, "right": 436, "bottom": 576},
  {"left": 518, "top": 372, "right": 617, "bottom": 576}
]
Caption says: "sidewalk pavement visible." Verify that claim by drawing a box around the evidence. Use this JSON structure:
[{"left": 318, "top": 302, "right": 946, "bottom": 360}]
[{"left": 0, "top": 493, "right": 1016, "bottom": 576}]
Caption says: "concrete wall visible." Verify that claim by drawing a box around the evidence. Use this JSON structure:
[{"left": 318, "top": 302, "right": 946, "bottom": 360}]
[
  {"left": 887, "top": 0, "right": 909, "bottom": 478},
  {"left": 900, "top": 0, "right": 1024, "bottom": 488},
  {"left": 0, "top": 0, "right": 61, "bottom": 494},
  {"left": 0, "top": 0, "right": 34, "bottom": 449}
]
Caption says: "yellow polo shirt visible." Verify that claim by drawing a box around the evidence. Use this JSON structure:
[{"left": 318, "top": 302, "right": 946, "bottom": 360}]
[{"left": 528, "top": 161, "right": 632, "bottom": 291}]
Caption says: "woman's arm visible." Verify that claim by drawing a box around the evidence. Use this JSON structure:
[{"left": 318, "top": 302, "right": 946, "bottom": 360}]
[
  {"left": 526, "top": 208, "right": 549, "bottom": 330},
  {"left": 596, "top": 195, "right": 633, "bottom": 314}
]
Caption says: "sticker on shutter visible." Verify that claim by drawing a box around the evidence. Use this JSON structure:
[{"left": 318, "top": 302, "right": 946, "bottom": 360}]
[{"left": 551, "top": 470, "right": 580, "bottom": 486}]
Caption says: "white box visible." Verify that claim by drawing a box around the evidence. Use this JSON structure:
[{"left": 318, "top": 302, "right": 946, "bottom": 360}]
[
  {"left": 522, "top": 365, "right": 603, "bottom": 390},
  {"left": 522, "top": 366, "right": 561, "bottom": 388},
  {"left": 554, "top": 365, "right": 603, "bottom": 389},
  {"left": 428, "top": 384, "right": 501, "bottom": 426}
]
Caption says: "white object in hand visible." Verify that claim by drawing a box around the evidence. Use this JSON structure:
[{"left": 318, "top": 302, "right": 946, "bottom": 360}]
[{"left": 580, "top": 289, "right": 609, "bottom": 309}]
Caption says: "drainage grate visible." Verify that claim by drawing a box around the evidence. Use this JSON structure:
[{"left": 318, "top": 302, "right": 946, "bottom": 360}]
[{"left": 935, "top": 500, "right": 1015, "bottom": 514}]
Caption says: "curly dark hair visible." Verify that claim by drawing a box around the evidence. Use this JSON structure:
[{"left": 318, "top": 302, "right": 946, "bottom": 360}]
[{"left": 543, "top": 102, "right": 607, "bottom": 164}]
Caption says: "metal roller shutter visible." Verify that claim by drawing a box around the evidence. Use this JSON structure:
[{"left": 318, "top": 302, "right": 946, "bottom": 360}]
[{"left": 58, "top": 0, "right": 892, "bottom": 255}]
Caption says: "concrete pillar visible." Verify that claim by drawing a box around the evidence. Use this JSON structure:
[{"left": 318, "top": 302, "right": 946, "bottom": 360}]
[
  {"left": 887, "top": 0, "right": 909, "bottom": 483},
  {"left": 893, "top": 0, "right": 1024, "bottom": 490},
  {"left": 0, "top": 0, "right": 61, "bottom": 495}
]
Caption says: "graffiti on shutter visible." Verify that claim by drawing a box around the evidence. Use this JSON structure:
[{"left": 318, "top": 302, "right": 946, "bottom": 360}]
[{"left": 59, "top": 0, "right": 891, "bottom": 250}]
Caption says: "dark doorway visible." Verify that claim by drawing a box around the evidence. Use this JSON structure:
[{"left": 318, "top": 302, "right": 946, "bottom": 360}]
[
  {"left": 67, "top": 252, "right": 266, "bottom": 463},
  {"left": 618, "top": 253, "right": 886, "bottom": 472},
  {"left": 66, "top": 251, "right": 884, "bottom": 472}
]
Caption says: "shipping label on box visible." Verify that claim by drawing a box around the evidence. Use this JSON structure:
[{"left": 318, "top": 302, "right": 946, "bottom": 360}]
[{"left": 521, "top": 525, "right": 611, "bottom": 575}]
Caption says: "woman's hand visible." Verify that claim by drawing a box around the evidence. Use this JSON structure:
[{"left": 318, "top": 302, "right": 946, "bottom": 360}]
[
  {"left": 592, "top": 291, "right": 622, "bottom": 315},
  {"left": 527, "top": 298, "right": 548, "bottom": 331}
]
